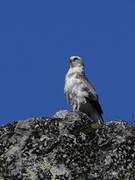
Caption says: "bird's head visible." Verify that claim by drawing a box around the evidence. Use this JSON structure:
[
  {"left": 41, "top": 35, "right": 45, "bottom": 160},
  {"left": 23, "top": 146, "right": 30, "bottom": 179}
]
[{"left": 69, "top": 56, "right": 84, "bottom": 68}]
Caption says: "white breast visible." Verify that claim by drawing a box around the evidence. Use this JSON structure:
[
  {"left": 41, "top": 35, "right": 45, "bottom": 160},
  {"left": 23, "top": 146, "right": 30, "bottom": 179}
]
[
  {"left": 64, "top": 73, "right": 78, "bottom": 93},
  {"left": 64, "top": 70, "right": 88, "bottom": 98}
]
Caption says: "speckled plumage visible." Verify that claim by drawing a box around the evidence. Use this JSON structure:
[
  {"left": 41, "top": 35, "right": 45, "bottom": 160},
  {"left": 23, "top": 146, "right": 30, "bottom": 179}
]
[{"left": 64, "top": 56, "right": 103, "bottom": 121}]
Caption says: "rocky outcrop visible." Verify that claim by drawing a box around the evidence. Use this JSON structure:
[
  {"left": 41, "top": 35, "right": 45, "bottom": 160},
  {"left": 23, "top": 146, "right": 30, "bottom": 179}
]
[{"left": 0, "top": 111, "right": 135, "bottom": 180}]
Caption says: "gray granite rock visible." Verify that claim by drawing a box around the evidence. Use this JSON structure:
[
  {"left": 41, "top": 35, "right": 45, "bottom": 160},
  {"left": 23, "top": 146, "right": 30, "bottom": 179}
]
[{"left": 0, "top": 112, "right": 135, "bottom": 180}]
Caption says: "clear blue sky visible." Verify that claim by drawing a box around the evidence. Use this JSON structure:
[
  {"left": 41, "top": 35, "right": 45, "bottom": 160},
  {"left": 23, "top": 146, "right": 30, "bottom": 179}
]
[{"left": 0, "top": 1, "right": 135, "bottom": 125}]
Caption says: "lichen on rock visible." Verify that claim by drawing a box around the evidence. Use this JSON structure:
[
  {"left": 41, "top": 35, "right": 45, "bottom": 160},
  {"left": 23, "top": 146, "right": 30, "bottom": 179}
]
[{"left": 0, "top": 111, "right": 135, "bottom": 179}]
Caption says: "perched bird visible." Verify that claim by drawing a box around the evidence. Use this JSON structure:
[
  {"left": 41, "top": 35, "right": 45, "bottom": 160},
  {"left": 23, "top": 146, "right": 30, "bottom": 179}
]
[{"left": 64, "top": 56, "right": 103, "bottom": 121}]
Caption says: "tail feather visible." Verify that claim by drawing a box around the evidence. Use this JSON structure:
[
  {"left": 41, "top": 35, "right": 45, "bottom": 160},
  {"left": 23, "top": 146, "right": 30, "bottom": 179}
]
[{"left": 79, "top": 101, "right": 103, "bottom": 121}]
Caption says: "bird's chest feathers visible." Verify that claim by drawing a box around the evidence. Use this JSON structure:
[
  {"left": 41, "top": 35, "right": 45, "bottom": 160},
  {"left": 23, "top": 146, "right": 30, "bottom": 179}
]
[
  {"left": 64, "top": 67, "right": 89, "bottom": 103},
  {"left": 65, "top": 74, "right": 80, "bottom": 90},
  {"left": 65, "top": 68, "right": 83, "bottom": 93}
]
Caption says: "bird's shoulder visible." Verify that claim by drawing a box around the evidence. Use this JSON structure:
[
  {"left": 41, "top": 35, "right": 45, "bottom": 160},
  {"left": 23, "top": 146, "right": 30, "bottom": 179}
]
[{"left": 75, "top": 73, "right": 96, "bottom": 94}]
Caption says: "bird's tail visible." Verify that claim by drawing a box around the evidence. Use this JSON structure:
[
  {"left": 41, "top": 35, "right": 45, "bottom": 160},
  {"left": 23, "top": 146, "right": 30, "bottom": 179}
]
[{"left": 79, "top": 101, "right": 103, "bottom": 122}]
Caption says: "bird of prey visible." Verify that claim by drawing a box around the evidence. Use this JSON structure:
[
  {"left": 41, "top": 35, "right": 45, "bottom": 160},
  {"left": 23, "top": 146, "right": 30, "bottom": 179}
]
[{"left": 64, "top": 56, "right": 103, "bottom": 121}]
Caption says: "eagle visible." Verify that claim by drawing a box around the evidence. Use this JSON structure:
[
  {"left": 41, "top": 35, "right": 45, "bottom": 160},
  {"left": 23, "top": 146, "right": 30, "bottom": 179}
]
[{"left": 64, "top": 56, "right": 103, "bottom": 121}]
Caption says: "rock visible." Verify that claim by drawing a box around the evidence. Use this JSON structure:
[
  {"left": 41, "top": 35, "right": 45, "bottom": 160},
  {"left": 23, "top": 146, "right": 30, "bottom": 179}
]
[
  {"left": 53, "top": 110, "right": 69, "bottom": 119},
  {"left": 0, "top": 111, "right": 135, "bottom": 180}
]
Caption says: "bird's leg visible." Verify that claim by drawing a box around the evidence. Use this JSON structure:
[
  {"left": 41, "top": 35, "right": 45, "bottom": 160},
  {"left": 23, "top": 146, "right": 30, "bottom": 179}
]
[
  {"left": 73, "top": 102, "right": 80, "bottom": 115},
  {"left": 73, "top": 104, "right": 77, "bottom": 111},
  {"left": 73, "top": 103, "right": 80, "bottom": 113}
]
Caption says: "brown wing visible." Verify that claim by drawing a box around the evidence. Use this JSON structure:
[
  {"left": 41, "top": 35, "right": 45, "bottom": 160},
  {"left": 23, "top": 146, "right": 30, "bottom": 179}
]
[
  {"left": 87, "top": 94, "right": 103, "bottom": 115},
  {"left": 76, "top": 73, "right": 103, "bottom": 120},
  {"left": 76, "top": 73, "right": 96, "bottom": 95}
]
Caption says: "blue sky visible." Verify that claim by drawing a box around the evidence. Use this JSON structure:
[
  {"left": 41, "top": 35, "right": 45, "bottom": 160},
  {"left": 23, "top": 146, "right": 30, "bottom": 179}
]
[{"left": 0, "top": 1, "right": 135, "bottom": 124}]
